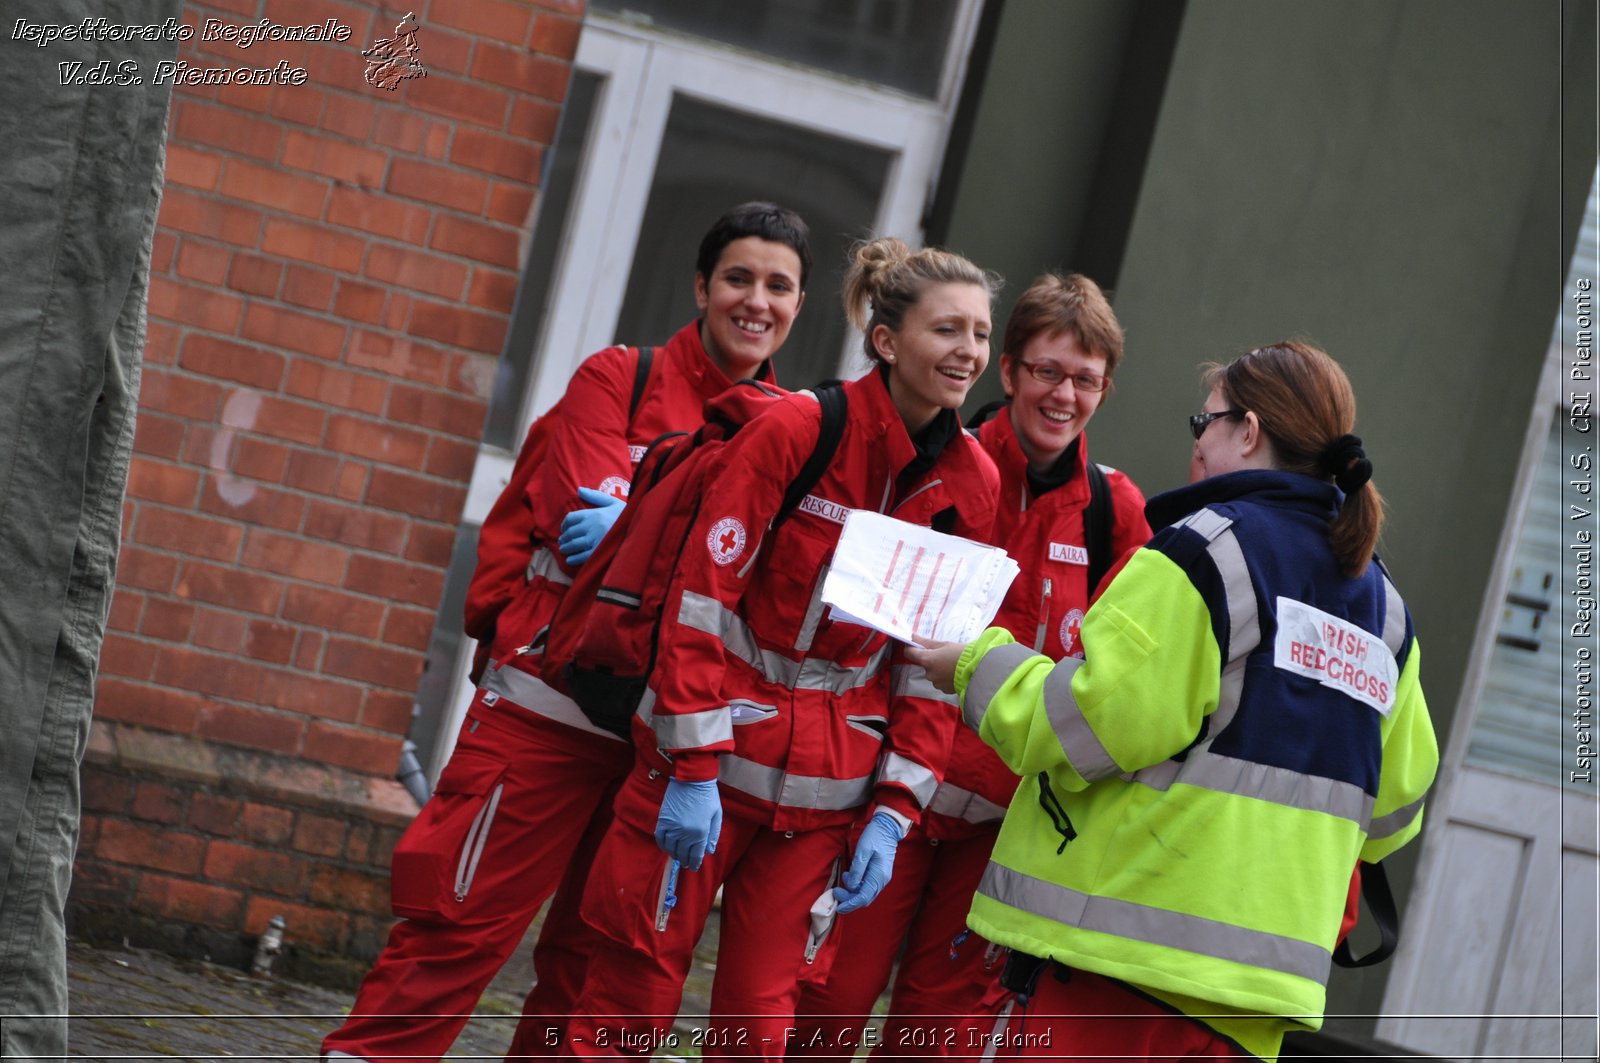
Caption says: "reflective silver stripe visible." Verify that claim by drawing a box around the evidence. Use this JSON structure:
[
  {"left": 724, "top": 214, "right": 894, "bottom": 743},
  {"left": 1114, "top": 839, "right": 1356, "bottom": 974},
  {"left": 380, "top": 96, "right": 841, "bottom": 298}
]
[
  {"left": 877, "top": 751, "right": 939, "bottom": 808},
  {"left": 480, "top": 666, "right": 629, "bottom": 744},
  {"left": 893, "top": 662, "right": 958, "bottom": 706},
  {"left": 1041, "top": 656, "right": 1120, "bottom": 782},
  {"left": 1132, "top": 718, "right": 1387, "bottom": 825},
  {"left": 978, "top": 861, "right": 1331, "bottom": 984},
  {"left": 927, "top": 781, "right": 1009, "bottom": 824},
  {"left": 718, "top": 755, "right": 874, "bottom": 811},
  {"left": 1179, "top": 507, "right": 1234, "bottom": 542},
  {"left": 1176, "top": 752, "right": 1374, "bottom": 824},
  {"left": 1368, "top": 793, "right": 1425, "bottom": 841},
  {"left": 1206, "top": 522, "right": 1259, "bottom": 736},
  {"left": 1135, "top": 515, "right": 1256, "bottom": 790},
  {"left": 794, "top": 563, "right": 830, "bottom": 653},
  {"left": 963, "top": 642, "right": 1037, "bottom": 731},
  {"left": 678, "top": 590, "right": 891, "bottom": 694},
  {"left": 678, "top": 589, "right": 724, "bottom": 637},
  {"left": 525, "top": 546, "right": 572, "bottom": 587},
  {"left": 1380, "top": 571, "right": 1407, "bottom": 659},
  {"left": 652, "top": 704, "right": 732, "bottom": 750},
  {"left": 596, "top": 587, "right": 641, "bottom": 608}
]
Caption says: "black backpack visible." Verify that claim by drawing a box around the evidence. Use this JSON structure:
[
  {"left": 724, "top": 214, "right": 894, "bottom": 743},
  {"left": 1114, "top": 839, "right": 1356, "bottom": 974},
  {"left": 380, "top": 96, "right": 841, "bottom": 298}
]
[{"left": 546, "top": 379, "right": 849, "bottom": 738}]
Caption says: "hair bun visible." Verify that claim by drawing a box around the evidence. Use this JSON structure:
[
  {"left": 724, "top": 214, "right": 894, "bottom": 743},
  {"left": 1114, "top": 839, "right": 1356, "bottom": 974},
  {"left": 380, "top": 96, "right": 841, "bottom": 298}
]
[{"left": 1319, "top": 433, "right": 1372, "bottom": 493}]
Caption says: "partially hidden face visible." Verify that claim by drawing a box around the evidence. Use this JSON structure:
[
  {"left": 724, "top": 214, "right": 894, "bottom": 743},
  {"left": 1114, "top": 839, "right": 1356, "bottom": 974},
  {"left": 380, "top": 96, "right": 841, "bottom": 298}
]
[
  {"left": 1189, "top": 383, "right": 1248, "bottom": 483},
  {"left": 1001, "top": 329, "right": 1108, "bottom": 469},
  {"left": 877, "top": 280, "right": 992, "bottom": 429},
  {"left": 695, "top": 235, "right": 806, "bottom": 379}
]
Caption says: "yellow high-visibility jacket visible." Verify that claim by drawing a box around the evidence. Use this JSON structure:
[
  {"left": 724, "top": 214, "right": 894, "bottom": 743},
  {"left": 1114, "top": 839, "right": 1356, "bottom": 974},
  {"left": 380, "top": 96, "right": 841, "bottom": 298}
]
[{"left": 956, "top": 470, "right": 1438, "bottom": 1059}]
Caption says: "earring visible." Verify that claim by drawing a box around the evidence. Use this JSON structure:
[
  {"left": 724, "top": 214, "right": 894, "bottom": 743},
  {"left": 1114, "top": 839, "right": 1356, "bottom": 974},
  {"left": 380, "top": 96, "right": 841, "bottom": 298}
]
[{"left": 883, "top": 355, "right": 895, "bottom": 364}]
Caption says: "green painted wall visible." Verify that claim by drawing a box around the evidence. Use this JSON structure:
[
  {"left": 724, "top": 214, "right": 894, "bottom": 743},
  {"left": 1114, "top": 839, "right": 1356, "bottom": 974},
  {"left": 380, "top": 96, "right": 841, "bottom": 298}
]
[
  {"left": 935, "top": 0, "right": 1141, "bottom": 315},
  {"left": 943, "top": 0, "right": 1594, "bottom": 1039}
]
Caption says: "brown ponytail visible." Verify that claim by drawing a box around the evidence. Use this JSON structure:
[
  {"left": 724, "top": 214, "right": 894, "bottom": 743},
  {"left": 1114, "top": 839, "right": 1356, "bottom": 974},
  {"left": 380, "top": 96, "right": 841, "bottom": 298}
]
[{"left": 1204, "top": 341, "right": 1384, "bottom": 577}]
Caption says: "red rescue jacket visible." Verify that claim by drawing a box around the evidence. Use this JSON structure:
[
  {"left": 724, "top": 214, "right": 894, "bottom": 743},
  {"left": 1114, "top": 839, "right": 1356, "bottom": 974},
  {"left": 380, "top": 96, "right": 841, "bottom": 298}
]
[
  {"left": 485, "top": 320, "right": 771, "bottom": 671},
  {"left": 921, "top": 409, "right": 1150, "bottom": 840},
  {"left": 637, "top": 370, "right": 1001, "bottom": 833}
]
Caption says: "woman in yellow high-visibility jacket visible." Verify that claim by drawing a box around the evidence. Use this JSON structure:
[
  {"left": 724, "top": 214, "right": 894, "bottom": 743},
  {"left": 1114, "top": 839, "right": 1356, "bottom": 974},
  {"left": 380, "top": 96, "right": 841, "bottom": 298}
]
[{"left": 908, "top": 341, "right": 1438, "bottom": 1061}]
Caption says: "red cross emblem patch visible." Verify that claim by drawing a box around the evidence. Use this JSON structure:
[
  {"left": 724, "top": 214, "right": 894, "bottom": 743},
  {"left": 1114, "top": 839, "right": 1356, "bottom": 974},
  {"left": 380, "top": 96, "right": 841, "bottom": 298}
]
[
  {"left": 1059, "top": 608, "right": 1085, "bottom": 659},
  {"left": 598, "top": 475, "right": 629, "bottom": 501},
  {"left": 707, "top": 516, "right": 747, "bottom": 566}
]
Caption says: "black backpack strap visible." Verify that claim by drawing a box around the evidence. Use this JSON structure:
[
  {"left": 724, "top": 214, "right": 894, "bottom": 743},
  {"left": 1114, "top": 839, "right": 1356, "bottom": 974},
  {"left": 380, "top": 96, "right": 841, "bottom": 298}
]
[
  {"left": 965, "top": 398, "right": 1008, "bottom": 431},
  {"left": 1333, "top": 861, "right": 1401, "bottom": 968},
  {"left": 775, "top": 383, "right": 848, "bottom": 526},
  {"left": 627, "top": 346, "right": 654, "bottom": 421},
  {"left": 1083, "top": 461, "right": 1113, "bottom": 595}
]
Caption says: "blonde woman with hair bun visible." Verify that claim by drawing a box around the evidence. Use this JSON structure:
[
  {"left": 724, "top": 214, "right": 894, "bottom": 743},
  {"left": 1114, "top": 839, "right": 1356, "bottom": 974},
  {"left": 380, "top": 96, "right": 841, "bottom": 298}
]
[{"left": 561, "top": 237, "right": 1003, "bottom": 1061}]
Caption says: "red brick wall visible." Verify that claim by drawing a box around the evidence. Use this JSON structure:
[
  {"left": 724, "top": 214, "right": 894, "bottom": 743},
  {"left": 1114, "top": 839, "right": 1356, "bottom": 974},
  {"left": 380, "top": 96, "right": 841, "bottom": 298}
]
[{"left": 70, "top": 0, "right": 584, "bottom": 975}]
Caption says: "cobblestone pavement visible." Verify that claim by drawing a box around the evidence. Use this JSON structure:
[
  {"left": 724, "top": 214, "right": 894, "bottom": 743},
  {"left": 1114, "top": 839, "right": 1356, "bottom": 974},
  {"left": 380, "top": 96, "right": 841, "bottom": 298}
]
[{"left": 62, "top": 910, "right": 730, "bottom": 1062}]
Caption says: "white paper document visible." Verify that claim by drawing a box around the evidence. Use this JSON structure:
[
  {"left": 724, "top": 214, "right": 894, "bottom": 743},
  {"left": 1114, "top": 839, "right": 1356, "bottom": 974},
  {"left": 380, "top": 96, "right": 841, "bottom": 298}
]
[{"left": 821, "top": 509, "right": 1019, "bottom": 643}]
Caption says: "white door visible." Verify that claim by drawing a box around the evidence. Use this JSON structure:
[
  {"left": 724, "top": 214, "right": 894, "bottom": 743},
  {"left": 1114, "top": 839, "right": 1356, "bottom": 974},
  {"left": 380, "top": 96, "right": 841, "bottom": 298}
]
[
  {"left": 1378, "top": 177, "right": 1600, "bottom": 1060},
  {"left": 422, "top": 2, "right": 986, "bottom": 776}
]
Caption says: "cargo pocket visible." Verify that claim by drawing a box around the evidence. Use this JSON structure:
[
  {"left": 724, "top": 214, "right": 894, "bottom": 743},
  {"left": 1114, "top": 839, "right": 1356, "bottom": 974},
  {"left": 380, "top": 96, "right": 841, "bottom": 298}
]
[{"left": 389, "top": 750, "right": 508, "bottom": 919}]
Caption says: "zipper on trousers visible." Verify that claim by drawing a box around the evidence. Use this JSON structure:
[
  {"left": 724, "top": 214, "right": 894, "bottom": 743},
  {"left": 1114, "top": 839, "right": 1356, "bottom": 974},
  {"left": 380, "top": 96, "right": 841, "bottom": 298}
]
[
  {"left": 804, "top": 857, "right": 842, "bottom": 963},
  {"left": 454, "top": 783, "right": 504, "bottom": 902},
  {"left": 654, "top": 855, "right": 680, "bottom": 932},
  {"left": 979, "top": 998, "right": 1015, "bottom": 1063}
]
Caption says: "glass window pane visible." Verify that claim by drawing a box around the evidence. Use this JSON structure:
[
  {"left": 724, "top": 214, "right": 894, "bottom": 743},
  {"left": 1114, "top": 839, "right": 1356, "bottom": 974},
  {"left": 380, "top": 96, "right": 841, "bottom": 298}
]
[
  {"left": 613, "top": 93, "right": 892, "bottom": 389},
  {"left": 1466, "top": 413, "right": 1569, "bottom": 786},
  {"left": 1465, "top": 169, "right": 1597, "bottom": 791},
  {"left": 590, "top": 0, "right": 958, "bottom": 98}
]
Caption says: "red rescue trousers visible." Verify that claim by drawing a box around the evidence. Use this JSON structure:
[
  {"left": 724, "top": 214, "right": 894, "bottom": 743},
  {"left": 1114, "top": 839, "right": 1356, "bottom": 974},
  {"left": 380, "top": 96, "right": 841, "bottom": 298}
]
[
  {"left": 787, "top": 824, "right": 1002, "bottom": 1060},
  {"left": 950, "top": 968, "right": 1250, "bottom": 1062},
  {"left": 321, "top": 688, "right": 632, "bottom": 1063},
  {"left": 562, "top": 764, "right": 850, "bottom": 1061}
]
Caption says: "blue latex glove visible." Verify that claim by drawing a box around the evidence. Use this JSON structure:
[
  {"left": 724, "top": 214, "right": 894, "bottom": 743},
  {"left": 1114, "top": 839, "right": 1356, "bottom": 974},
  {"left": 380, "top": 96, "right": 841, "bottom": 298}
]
[
  {"left": 833, "top": 811, "right": 903, "bottom": 913},
  {"left": 654, "top": 778, "right": 723, "bottom": 871},
  {"left": 558, "top": 486, "right": 625, "bottom": 565}
]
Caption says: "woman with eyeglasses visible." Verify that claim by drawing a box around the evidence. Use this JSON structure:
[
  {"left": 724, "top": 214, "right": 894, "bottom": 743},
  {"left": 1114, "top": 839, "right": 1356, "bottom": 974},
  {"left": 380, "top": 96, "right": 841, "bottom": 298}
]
[
  {"left": 788, "top": 274, "right": 1149, "bottom": 1060},
  {"left": 905, "top": 341, "right": 1438, "bottom": 1061}
]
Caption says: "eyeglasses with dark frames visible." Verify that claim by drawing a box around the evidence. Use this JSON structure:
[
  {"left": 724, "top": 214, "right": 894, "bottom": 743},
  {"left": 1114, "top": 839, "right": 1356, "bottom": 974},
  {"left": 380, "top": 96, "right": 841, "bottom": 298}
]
[
  {"left": 1188, "top": 409, "right": 1245, "bottom": 440},
  {"left": 1015, "top": 360, "right": 1108, "bottom": 393}
]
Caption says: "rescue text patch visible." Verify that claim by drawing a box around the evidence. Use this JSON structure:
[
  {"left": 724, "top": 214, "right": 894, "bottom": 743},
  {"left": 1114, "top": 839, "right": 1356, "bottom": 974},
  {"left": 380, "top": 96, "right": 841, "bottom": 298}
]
[
  {"left": 798, "top": 494, "right": 851, "bottom": 525},
  {"left": 1049, "top": 543, "right": 1088, "bottom": 565},
  {"left": 1273, "top": 596, "right": 1397, "bottom": 715}
]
